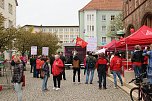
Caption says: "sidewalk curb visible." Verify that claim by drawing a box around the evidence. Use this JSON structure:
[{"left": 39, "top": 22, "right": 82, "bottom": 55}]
[{"left": 107, "top": 75, "right": 138, "bottom": 100}]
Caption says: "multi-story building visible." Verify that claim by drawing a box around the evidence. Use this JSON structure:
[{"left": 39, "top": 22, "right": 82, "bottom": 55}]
[
  {"left": 0, "top": 0, "right": 18, "bottom": 28},
  {"left": 24, "top": 25, "right": 79, "bottom": 44},
  {"left": 79, "top": 0, "right": 123, "bottom": 47},
  {"left": 123, "top": 0, "right": 152, "bottom": 37}
]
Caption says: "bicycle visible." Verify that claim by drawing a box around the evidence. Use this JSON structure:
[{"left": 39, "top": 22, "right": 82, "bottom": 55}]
[{"left": 129, "top": 73, "right": 152, "bottom": 101}]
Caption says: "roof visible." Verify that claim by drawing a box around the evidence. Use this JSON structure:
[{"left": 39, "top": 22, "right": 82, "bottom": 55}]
[
  {"left": 80, "top": 0, "right": 123, "bottom": 11},
  {"left": 24, "top": 25, "right": 79, "bottom": 28}
]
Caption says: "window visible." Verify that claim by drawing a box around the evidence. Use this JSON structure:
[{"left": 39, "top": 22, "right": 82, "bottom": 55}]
[
  {"left": 92, "top": 26, "right": 94, "bottom": 31},
  {"left": 49, "top": 28, "right": 52, "bottom": 32},
  {"left": 8, "top": 20, "right": 13, "bottom": 28},
  {"left": 87, "top": 15, "right": 89, "bottom": 21},
  {"left": 76, "top": 28, "right": 79, "bottom": 32},
  {"left": 59, "top": 28, "right": 63, "bottom": 32},
  {"left": 70, "top": 28, "right": 74, "bottom": 32},
  {"left": 92, "top": 14, "right": 94, "bottom": 21},
  {"left": 64, "top": 35, "right": 69, "bottom": 38},
  {"left": 102, "top": 37, "right": 106, "bottom": 45},
  {"left": 111, "top": 26, "right": 115, "bottom": 31},
  {"left": 111, "top": 15, "right": 115, "bottom": 20},
  {"left": 8, "top": 3, "right": 13, "bottom": 14},
  {"left": 53, "top": 28, "right": 58, "bottom": 32},
  {"left": 102, "top": 26, "right": 106, "bottom": 32},
  {"left": 64, "top": 28, "right": 69, "bottom": 32},
  {"left": 0, "top": 0, "right": 4, "bottom": 9},
  {"left": 90, "top": 26, "right": 92, "bottom": 31},
  {"left": 102, "top": 15, "right": 106, "bottom": 21},
  {"left": 87, "top": 25, "right": 89, "bottom": 32},
  {"left": 70, "top": 35, "right": 74, "bottom": 38},
  {"left": 59, "top": 35, "right": 63, "bottom": 38}
]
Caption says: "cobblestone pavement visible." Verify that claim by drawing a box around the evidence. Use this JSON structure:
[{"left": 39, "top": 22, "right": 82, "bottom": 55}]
[{"left": 0, "top": 65, "right": 131, "bottom": 101}]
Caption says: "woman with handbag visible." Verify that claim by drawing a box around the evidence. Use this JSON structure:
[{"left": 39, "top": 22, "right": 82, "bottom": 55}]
[
  {"left": 41, "top": 58, "right": 50, "bottom": 91},
  {"left": 11, "top": 55, "right": 24, "bottom": 101}
]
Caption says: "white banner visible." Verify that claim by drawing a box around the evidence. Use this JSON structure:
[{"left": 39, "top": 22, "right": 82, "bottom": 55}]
[
  {"left": 31, "top": 46, "right": 37, "bottom": 55},
  {"left": 87, "top": 37, "right": 97, "bottom": 51},
  {"left": 42, "top": 47, "right": 49, "bottom": 56}
]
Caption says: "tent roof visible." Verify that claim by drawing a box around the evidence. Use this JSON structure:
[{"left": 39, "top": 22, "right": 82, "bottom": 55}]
[{"left": 103, "top": 40, "right": 117, "bottom": 49}]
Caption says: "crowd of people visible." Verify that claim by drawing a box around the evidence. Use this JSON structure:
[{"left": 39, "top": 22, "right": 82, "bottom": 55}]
[{"left": 10, "top": 44, "right": 152, "bottom": 101}]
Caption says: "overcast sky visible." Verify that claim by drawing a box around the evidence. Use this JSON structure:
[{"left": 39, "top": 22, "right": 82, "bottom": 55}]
[{"left": 16, "top": 0, "right": 91, "bottom": 26}]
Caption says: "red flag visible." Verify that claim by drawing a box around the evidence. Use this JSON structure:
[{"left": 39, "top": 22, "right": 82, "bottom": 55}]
[{"left": 76, "top": 37, "right": 88, "bottom": 48}]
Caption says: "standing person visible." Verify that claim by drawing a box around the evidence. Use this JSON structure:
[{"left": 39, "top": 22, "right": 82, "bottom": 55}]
[
  {"left": 36, "top": 56, "right": 44, "bottom": 78},
  {"left": 52, "top": 55, "right": 64, "bottom": 90},
  {"left": 110, "top": 52, "right": 123, "bottom": 88},
  {"left": 33, "top": 56, "right": 37, "bottom": 78},
  {"left": 50, "top": 54, "right": 55, "bottom": 74},
  {"left": 60, "top": 52, "right": 66, "bottom": 80},
  {"left": 41, "top": 58, "right": 50, "bottom": 91},
  {"left": 0, "top": 52, "right": 4, "bottom": 77},
  {"left": 96, "top": 53, "right": 108, "bottom": 89},
  {"left": 30, "top": 55, "right": 34, "bottom": 73},
  {"left": 72, "top": 55, "right": 81, "bottom": 83},
  {"left": 143, "top": 44, "right": 152, "bottom": 84},
  {"left": 85, "top": 52, "right": 96, "bottom": 84},
  {"left": 131, "top": 45, "right": 143, "bottom": 77},
  {"left": 11, "top": 56, "right": 24, "bottom": 101}
]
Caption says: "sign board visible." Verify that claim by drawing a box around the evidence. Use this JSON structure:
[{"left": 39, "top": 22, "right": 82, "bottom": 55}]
[
  {"left": 42, "top": 47, "right": 49, "bottom": 56},
  {"left": 87, "top": 37, "right": 97, "bottom": 52},
  {"left": 31, "top": 46, "right": 37, "bottom": 55}
]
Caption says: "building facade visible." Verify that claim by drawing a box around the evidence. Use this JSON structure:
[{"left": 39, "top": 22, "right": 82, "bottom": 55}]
[
  {"left": 0, "top": 0, "right": 18, "bottom": 28},
  {"left": 24, "top": 25, "right": 79, "bottom": 44},
  {"left": 123, "top": 0, "right": 152, "bottom": 37},
  {"left": 79, "top": 0, "right": 123, "bottom": 47}
]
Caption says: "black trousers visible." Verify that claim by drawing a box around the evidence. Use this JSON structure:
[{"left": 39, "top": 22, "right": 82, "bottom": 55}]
[
  {"left": 36, "top": 69, "right": 40, "bottom": 78},
  {"left": 97, "top": 65, "right": 106, "bottom": 88},
  {"left": 73, "top": 68, "right": 80, "bottom": 82},
  {"left": 53, "top": 74, "right": 62, "bottom": 88},
  {"left": 142, "top": 64, "right": 147, "bottom": 78},
  {"left": 62, "top": 68, "right": 66, "bottom": 80}
]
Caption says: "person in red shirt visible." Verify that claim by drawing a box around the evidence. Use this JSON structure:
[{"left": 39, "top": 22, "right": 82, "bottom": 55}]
[
  {"left": 110, "top": 51, "right": 123, "bottom": 88},
  {"left": 96, "top": 53, "right": 108, "bottom": 89},
  {"left": 52, "top": 54, "right": 64, "bottom": 90},
  {"left": 36, "top": 56, "right": 44, "bottom": 78}
]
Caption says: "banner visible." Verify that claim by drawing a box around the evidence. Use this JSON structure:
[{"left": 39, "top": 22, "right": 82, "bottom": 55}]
[
  {"left": 31, "top": 46, "right": 37, "bottom": 55},
  {"left": 42, "top": 47, "right": 49, "bottom": 56},
  {"left": 87, "top": 37, "right": 97, "bottom": 51}
]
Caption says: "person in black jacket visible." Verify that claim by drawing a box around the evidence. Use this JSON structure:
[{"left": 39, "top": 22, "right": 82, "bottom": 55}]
[
  {"left": 41, "top": 58, "right": 50, "bottom": 91},
  {"left": 131, "top": 45, "right": 144, "bottom": 77},
  {"left": 50, "top": 54, "right": 55, "bottom": 74},
  {"left": 11, "top": 55, "right": 24, "bottom": 101},
  {"left": 60, "top": 52, "right": 66, "bottom": 80}
]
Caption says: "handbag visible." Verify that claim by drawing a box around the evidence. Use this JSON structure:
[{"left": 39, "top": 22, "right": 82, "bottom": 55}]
[{"left": 40, "top": 70, "right": 45, "bottom": 78}]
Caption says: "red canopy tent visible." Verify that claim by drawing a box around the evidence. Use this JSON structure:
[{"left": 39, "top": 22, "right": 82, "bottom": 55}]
[{"left": 116, "top": 25, "right": 152, "bottom": 48}]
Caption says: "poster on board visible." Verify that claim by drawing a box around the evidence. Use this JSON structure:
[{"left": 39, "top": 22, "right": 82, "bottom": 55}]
[
  {"left": 42, "top": 47, "right": 49, "bottom": 56},
  {"left": 31, "top": 46, "right": 37, "bottom": 55},
  {"left": 87, "top": 37, "right": 97, "bottom": 52}
]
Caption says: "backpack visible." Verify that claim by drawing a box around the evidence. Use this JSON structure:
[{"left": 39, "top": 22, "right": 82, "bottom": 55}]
[
  {"left": 88, "top": 57, "right": 95, "bottom": 69},
  {"left": 73, "top": 60, "right": 80, "bottom": 68}
]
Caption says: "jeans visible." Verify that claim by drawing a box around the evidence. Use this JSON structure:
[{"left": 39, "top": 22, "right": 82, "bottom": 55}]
[
  {"left": 86, "top": 69, "right": 94, "bottom": 83},
  {"left": 133, "top": 64, "right": 142, "bottom": 77},
  {"left": 42, "top": 75, "right": 48, "bottom": 91},
  {"left": 36, "top": 69, "right": 40, "bottom": 78},
  {"left": 33, "top": 64, "right": 37, "bottom": 78},
  {"left": 73, "top": 68, "right": 80, "bottom": 82},
  {"left": 112, "top": 71, "right": 123, "bottom": 87},
  {"left": 14, "top": 83, "right": 22, "bottom": 101}
]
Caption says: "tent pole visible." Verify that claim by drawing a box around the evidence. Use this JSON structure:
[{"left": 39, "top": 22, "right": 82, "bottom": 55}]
[{"left": 126, "top": 44, "right": 129, "bottom": 70}]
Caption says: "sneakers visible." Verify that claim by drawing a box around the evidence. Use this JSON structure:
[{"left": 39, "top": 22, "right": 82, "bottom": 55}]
[
  {"left": 53, "top": 87, "right": 56, "bottom": 90},
  {"left": 114, "top": 86, "right": 118, "bottom": 89},
  {"left": 55, "top": 88, "right": 60, "bottom": 91}
]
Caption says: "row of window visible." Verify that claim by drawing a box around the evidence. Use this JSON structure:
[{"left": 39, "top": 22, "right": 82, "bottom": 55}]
[
  {"left": 87, "top": 14, "right": 94, "bottom": 21},
  {"left": 42, "top": 28, "right": 79, "bottom": 32},
  {"left": 101, "top": 15, "right": 115, "bottom": 21},
  {"left": 0, "top": 0, "right": 13, "bottom": 14},
  {"left": 57, "top": 35, "right": 78, "bottom": 38}
]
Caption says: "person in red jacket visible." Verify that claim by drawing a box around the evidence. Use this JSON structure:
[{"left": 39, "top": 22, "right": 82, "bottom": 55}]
[
  {"left": 110, "top": 52, "right": 123, "bottom": 88},
  {"left": 36, "top": 56, "right": 44, "bottom": 78},
  {"left": 96, "top": 53, "right": 108, "bottom": 89},
  {"left": 52, "top": 54, "right": 64, "bottom": 91}
]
